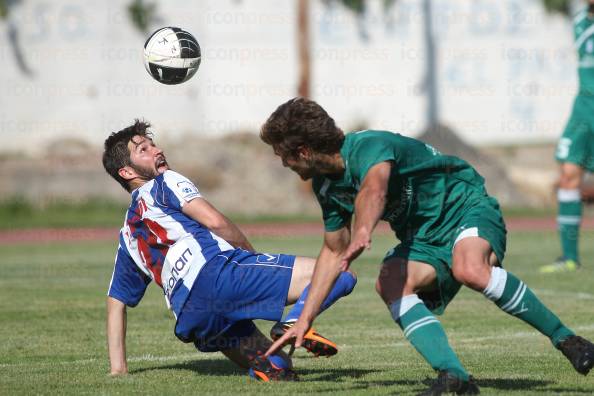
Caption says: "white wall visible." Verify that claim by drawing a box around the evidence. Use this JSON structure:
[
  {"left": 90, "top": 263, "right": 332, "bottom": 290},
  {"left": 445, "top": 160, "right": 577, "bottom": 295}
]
[{"left": 0, "top": 0, "right": 577, "bottom": 154}]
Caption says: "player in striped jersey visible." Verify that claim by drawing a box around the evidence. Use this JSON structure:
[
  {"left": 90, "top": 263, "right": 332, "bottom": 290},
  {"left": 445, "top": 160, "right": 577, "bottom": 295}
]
[
  {"left": 103, "top": 120, "right": 357, "bottom": 381},
  {"left": 542, "top": 1, "right": 594, "bottom": 273},
  {"left": 262, "top": 98, "right": 594, "bottom": 395}
]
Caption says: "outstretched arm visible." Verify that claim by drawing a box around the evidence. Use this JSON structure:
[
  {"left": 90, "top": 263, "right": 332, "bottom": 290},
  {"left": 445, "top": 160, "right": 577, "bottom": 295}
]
[
  {"left": 107, "top": 297, "right": 128, "bottom": 375},
  {"left": 182, "top": 197, "right": 254, "bottom": 251},
  {"left": 341, "top": 161, "right": 392, "bottom": 268},
  {"left": 266, "top": 226, "right": 351, "bottom": 356}
]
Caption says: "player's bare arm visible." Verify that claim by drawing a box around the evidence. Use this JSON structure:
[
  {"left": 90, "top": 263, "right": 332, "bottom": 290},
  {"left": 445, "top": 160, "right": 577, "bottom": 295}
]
[
  {"left": 266, "top": 227, "right": 351, "bottom": 356},
  {"left": 106, "top": 297, "right": 128, "bottom": 375},
  {"left": 182, "top": 197, "right": 254, "bottom": 251},
  {"left": 341, "top": 161, "right": 392, "bottom": 268}
]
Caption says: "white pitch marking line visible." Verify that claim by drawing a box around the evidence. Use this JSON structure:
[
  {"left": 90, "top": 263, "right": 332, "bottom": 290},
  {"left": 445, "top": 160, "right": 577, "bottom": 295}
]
[
  {"left": 0, "top": 353, "right": 204, "bottom": 369},
  {"left": 340, "top": 323, "right": 594, "bottom": 350},
  {"left": 3, "top": 325, "right": 594, "bottom": 369},
  {"left": 533, "top": 288, "right": 594, "bottom": 300}
]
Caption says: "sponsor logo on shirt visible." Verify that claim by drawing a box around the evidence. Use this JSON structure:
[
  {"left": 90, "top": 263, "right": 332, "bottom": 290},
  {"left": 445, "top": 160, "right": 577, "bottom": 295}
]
[
  {"left": 383, "top": 181, "right": 412, "bottom": 223},
  {"left": 177, "top": 181, "right": 199, "bottom": 200},
  {"left": 163, "top": 243, "right": 194, "bottom": 302}
]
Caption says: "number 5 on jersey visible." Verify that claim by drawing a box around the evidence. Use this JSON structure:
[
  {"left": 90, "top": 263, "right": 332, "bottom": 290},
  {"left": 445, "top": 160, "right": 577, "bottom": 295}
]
[{"left": 557, "top": 138, "right": 572, "bottom": 160}]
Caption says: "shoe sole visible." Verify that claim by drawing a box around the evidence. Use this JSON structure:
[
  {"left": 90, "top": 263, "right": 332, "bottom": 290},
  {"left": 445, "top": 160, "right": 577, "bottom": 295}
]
[{"left": 271, "top": 325, "right": 338, "bottom": 357}]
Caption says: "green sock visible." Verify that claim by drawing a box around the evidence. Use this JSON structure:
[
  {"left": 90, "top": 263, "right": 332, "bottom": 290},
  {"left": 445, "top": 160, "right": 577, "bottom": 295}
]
[
  {"left": 391, "top": 295, "right": 469, "bottom": 380},
  {"left": 483, "top": 267, "right": 575, "bottom": 347},
  {"left": 557, "top": 189, "right": 582, "bottom": 262}
]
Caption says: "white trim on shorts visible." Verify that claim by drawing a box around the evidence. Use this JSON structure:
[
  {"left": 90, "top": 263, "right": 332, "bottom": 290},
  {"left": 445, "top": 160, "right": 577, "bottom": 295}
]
[{"left": 452, "top": 227, "right": 479, "bottom": 249}]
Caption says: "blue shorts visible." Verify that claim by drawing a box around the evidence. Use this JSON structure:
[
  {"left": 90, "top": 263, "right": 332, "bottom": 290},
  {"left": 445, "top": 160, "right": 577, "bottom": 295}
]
[{"left": 174, "top": 249, "right": 296, "bottom": 352}]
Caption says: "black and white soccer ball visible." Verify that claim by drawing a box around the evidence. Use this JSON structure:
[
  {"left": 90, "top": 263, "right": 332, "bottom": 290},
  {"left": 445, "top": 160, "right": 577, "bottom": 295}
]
[{"left": 143, "top": 27, "right": 201, "bottom": 85}]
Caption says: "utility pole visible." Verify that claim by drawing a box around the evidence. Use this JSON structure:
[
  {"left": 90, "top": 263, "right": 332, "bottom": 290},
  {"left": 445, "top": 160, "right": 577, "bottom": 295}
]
[
  {"left": 422, "top": 0, "right": 438, "bottom": 127},
  {"left": 297, "top": 0, "right": 311, "bottom": 98}
]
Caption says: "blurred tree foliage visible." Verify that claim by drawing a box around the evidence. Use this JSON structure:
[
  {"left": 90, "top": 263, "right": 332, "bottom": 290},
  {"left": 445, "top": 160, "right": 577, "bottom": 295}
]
[
  {"left": 0, "top": 0, "right": 7, "bottom": 19},
  {"left": 334, "top": 0, "right": 574, "bottom": 17},
  {"left": 128, "top": 0, "right": 158, "bottom": 33},
  {"left": 336, "top": 0, "right": 365, "bottom": 13},
  {"left": 541, "top": 0, "right": 571, "bottom": 15},
  {"left": 0, "top": 0, "right": 18, "bottom": 19},
  {"left": 331, "top": 0, "right": 576, "bottom": 17},
  {"left": 323, "top": 0, "right": 398, "bottom": 41},
  {"left": 326, "top": 0, "right": 398, "bottom": 15},
  {"left": 0, "top": 0, "right": 578, "bottom": 24},
  {"left": 0, "top": 0, "right": 32, "bottom": 76}
]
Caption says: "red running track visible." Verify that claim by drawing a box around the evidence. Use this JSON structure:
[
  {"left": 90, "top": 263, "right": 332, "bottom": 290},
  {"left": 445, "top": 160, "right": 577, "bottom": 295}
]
[{"left": 1, "top": 218, "right": 594, "bottom": 245}]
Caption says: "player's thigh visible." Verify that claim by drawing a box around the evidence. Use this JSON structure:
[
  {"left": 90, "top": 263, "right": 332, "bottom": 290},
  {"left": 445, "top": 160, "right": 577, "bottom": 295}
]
[
  {"left": 376, "top": 257, "right": 437, "bottom": 305},
  {"left": 456, "top": 196, "right": 506, "bottom": 259},
  {"left": 451, "top": 236, "right": 495, "bottom": 291},
  {"left": 212, "top": 251, "right": 295, "bottom": 322},
  {"left": 286, "top": 256, "right": 315, "bottom": 304},
  {"left": 222, "top": 327, "right": 292, "bottom": 369},
  {"left": 450, "top": 197, "right": 506, "bottom": 290}
]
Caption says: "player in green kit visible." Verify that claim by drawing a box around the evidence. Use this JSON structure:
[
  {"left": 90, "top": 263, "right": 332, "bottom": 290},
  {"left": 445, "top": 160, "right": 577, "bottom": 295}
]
[
  {"left": 542, "top": 0, "right": 594, "bottom": 273},
  {"left": 261, "top": 98, "right": 594, "bottom": 395}
]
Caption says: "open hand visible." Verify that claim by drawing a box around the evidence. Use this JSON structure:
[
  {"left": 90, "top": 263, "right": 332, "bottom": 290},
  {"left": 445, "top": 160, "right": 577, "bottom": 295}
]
[
  {"left": 265, "top": 318, "right": 312, "bottom": 357},
  {"left": 340, "top": 233, "right": 371, "bottom": 269}
]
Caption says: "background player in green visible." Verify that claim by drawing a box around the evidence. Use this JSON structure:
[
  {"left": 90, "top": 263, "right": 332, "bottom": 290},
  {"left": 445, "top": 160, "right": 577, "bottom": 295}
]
[
  {"left": 261, "top": 98, "right": 594, "bottom": 395},
  {"left": 542, "top": 0, "right": 594, "bottom": 273}
]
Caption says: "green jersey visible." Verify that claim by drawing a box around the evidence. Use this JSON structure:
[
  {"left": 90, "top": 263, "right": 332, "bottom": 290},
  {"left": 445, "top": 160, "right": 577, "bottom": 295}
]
[
  {"left": 556, "top": 10, "right": 594, "bottom": 170},
  {"left": 574, "top": 9, "right": 594, "bottom": 95},
  {"left": 313, "top": 131, "right": 487, "bottom": 243}
]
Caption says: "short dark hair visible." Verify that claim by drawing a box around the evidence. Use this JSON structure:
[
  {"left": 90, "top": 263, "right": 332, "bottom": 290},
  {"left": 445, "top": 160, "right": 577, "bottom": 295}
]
[
  {"left": 260, "top": 97, "right": 344, "bottom": 157},
  {"left": 103, "top": 120, "right": 152, "bottom": 192}
]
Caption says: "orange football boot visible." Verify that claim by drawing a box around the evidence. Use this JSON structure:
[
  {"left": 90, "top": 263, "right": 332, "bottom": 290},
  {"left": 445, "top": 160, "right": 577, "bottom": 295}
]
[{"left": 270, "top": 321, "right": 338, "bottom": 357}]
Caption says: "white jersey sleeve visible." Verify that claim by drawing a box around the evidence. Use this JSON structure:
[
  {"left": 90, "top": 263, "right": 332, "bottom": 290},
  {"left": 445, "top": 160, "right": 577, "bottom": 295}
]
[{"left": 162, "top": 170, "right": 202, "bottom": 207}]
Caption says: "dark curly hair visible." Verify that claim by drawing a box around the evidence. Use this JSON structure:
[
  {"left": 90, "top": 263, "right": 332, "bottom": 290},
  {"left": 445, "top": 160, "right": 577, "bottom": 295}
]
[
  {"left": 103, "top": 120, "right": 152, "bottom": 192},
  {"left": 260, "top": 97, "right": 344, "bottom": 157}
]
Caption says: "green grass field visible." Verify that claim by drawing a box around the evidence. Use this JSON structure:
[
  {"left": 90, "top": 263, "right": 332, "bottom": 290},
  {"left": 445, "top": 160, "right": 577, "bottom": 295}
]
[
  {"left": 0, "top": 199, "right": 323, "bottom": 230},
  {"left": 2, "top": 231, "right": 594, "bottom": 395},
  {"left": 0, "top": 198, "right": 558, "bottom": 230}
]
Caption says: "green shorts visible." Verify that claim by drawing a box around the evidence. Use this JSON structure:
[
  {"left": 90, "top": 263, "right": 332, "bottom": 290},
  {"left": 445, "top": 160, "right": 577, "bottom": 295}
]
[
  {"left": 555, "top": 95, "right": 594, "bottom": 171},
  {"left": 383, "top": 195, "right": 507, "bottom": 315}
]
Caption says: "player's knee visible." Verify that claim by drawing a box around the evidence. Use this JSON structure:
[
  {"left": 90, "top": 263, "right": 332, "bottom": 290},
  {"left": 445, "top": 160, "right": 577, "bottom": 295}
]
[
  {"left": 375, "top": 274, "right": 406, "bottom": 305},
  {"left": 559, "top": 175, "right": 581, "bottom": 189},
  {"left": 452, "top": 256, "right": 490, "bottom": 291},
  {"left": 452, "top": 257, "right": 471, "bottom": 283},
  {"left": 376, "top": 267, "right": 390, "bottom": 301},
  {"left": 376, "top": 263, "right": 405, "bottom": 303},
  {"left": 559, "top": 165, "right": 583, "bottom": 189},
  {"left": 375, "top": 276, "right": 392, "bottom": 303},
  {"left": 375, "top": 278, "right": 384, "bottom": 299},
  {"left": 290, "top": 257, "right": 315, "bottom": 295}
]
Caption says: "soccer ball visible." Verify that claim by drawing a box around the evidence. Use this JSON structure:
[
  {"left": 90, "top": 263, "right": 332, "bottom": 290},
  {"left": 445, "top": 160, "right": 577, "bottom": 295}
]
[{"left": 143, "top": 27, "right": 201, "bottom": 85}]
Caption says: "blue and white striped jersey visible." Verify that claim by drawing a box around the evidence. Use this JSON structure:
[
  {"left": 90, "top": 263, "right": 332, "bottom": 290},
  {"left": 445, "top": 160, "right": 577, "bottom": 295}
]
[{"left": 107, "top": 170, "right": 234, "bottom": 318}]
